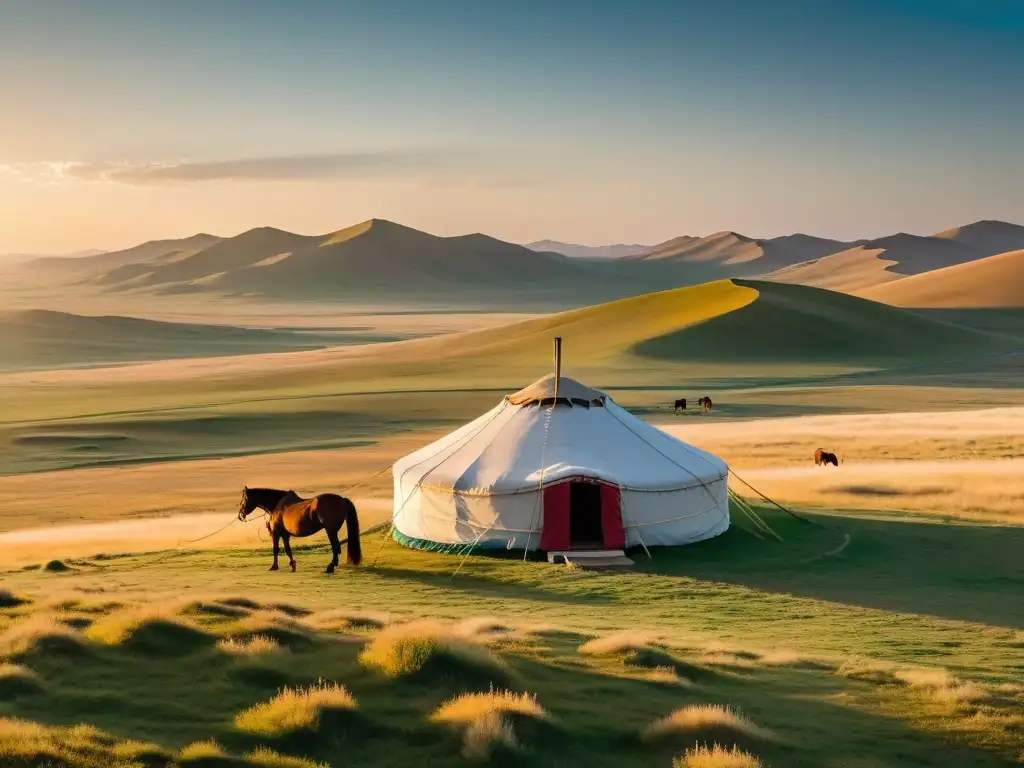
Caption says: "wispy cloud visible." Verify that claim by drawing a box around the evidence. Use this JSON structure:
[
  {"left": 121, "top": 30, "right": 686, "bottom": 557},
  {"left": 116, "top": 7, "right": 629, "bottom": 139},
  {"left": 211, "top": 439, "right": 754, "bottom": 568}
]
[{"left": 1, "top": 149, "right": 499, "bottom": 186}]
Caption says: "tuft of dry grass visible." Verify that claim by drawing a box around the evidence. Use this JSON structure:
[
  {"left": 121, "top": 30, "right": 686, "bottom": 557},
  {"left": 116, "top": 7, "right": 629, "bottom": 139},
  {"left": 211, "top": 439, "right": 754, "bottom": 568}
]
[
  {"left": 247, "top": 746, "right": 329, "bottom": 768},
  {"left": 226, "top": 610, "right": 316, "bottom": 649},
  {"left": 302, "top": 608, "right": 389, "bottom": 633},
  {"left": 179, "top": 599, "right": 252, "bottom": 620},
  {"left": 460, "top": 711, "right": 518, "bottom": 760},
  {"left": 455, "top": 616, "right": 513, "bottom": 638},
  {"left": 432, "top": 689, "right": 546, "bottom": 760},
  {"left": 838, "top": 659, "right": 989, "bottom": 704},
  {"left": 85, "top": 604, "right": 212, "bottom": 653},
  {"left": 359, "top": 620, "right": 510, "bottom": 683},
  {"left": 234, "top": 679, "right": 356, "bottom": 736},
  {"left": 893, "top": 666, "right": 989, "bottom": 704},
  {"left": 673, "top": 744, "right": 764, "bottom": 768},
  {"left": 836, "top": 657, "right": 897, "bottom": 684},
  {"left": 433, "top": 689, "right": 547, "bottom": 724},
  {"left": 0, "top": 613, "right": 85, "bottom": 661},
  {"left": 179, "top": 738, "right": 228, "bottom": 760},
  {"left": 0, "top": 716, "right": 169, "bottom": 768},
  {"left": 0, "top": 662, "right": 43, "bottom": 698},
  {"left": 217, "top": 635, "right": 285, "bottom": 656},
  {"left": 578, "top": 631, "right": 654, "bottom": 656},
  {"left": 217, "top": 596, "right": 263, "bottom": 611},
  {"left": 0, "top": 589, "right": 28, "bottom": 609},
  {"left": 645, "top": 704, "right": 772, "bottom": 745}
]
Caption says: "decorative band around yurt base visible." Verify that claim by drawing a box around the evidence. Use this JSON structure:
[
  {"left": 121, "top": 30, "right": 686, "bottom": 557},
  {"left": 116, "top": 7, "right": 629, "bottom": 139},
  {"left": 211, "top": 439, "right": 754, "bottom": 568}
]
[{"left": 392, "top": 528, "right": 489, "bottom": 554}]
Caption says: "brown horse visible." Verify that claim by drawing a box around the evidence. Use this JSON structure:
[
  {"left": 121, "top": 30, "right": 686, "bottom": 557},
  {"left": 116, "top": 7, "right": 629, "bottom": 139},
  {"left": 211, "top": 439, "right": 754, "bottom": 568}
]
[
  {"left": 237, "top": 487, "right": 362, "bottom": 573},
  {"left": 674, "top": 398, "right": 687, "bottom": 412},
  {"left": 698, "top": 396, "right": 713, "bottom": 412},
  {"left": 814, "top": 449, "right": 839, "bottom": 467}
]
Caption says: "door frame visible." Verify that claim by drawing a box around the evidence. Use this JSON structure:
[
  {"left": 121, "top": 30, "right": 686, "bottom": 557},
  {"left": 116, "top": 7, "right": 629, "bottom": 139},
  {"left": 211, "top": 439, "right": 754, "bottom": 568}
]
[{"left": 539, "top": 476, "right": 625, "bottom": 551}]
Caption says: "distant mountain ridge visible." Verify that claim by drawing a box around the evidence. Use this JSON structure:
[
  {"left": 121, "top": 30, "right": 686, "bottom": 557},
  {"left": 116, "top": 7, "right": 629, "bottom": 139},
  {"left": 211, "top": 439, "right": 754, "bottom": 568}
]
[
  {"left": 32, "top": 233, "right": 225, "bottom": 273},
  {"left": 60, "top": 219, "right": 619, "bottom": 306},
  {"left": 765, "top": 221, "right": 1024, "bottom": 292},
  {"left": 525, "top": 240, "right": 648, "bottom": 259},
  {"left": 25, "top": 217, "right": 1024, "bottom": 306}
]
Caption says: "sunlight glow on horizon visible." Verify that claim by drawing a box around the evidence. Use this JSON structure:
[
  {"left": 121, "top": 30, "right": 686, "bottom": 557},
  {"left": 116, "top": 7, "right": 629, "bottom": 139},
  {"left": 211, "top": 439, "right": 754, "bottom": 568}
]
[{"left": 1, "top": 1, "right": 1022, "bottom": 253}]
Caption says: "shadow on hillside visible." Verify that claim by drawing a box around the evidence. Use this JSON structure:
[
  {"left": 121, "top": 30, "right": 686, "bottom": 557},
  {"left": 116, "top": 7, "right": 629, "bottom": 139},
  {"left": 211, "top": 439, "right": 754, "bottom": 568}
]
[{"left": 637, "top": 508, "right": 1024, "bottom": 629}]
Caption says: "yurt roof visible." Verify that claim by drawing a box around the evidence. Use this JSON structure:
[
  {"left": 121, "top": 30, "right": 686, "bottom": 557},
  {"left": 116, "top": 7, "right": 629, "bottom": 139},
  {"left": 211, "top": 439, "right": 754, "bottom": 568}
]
[
  {"left": 506, "top": 374, "right": 607, "bottom": 406},
  {"left": 393, "top": 394, "right": 727, "bottom": 496}
]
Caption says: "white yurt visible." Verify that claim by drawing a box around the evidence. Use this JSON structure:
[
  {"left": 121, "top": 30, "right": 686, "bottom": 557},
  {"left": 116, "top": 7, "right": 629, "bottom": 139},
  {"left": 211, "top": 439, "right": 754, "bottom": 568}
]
[{"left": 391, "top": 342, "right": 729, "bottom": 555}]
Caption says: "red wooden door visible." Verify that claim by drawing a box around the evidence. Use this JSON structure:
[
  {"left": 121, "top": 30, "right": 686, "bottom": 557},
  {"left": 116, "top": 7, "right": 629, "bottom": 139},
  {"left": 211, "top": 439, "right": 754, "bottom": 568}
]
[
  {"left": 539, "top": 483, "right": 571, "bottom": 550},
  {"left": 600, "top": 485, "right": 626, "bottom": 549}
]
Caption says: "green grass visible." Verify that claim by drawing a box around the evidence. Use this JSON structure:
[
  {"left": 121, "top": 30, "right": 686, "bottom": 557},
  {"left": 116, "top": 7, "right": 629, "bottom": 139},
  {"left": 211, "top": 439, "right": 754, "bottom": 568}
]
[
  {"left": 3, "top": 278, "right": 1023, "bottom": 474},
  {"left": 1, "top": 504, "right": 1022, "bottom": 766}
]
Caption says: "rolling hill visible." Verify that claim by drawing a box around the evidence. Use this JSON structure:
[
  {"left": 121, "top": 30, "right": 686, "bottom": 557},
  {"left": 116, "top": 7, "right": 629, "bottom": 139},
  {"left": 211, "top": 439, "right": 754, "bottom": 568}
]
[
  {"left": 524, "top": 240, "right": 648, "bottom": 259},
  {"left": 0, "top": 309, "right": 344, "bottom": 372},
  {"left": 31, "top": 234, "right": 224, "bottom": 274},
  {"left": 859, "top": 249, "right": 1024, "bottom": 308},
  {"left": 628, "top": 231, "right": 857, "bottom": 274},
  {"left": 765, "top": 221, "right": 1024, "bottom": 292},
  {"left": 425, "top": 278, "right": 1003, "bottom": 367}
]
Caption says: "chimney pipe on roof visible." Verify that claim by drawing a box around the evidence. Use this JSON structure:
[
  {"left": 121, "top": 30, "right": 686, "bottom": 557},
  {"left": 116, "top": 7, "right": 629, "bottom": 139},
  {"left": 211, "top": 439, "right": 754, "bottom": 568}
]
[{"left": 553, "top": 337, "right": 562, "bottom": 401}]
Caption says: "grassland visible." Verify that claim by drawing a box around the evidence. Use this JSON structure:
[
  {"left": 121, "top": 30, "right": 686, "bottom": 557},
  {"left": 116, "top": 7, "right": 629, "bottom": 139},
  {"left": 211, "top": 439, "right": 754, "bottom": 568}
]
[
  {"left": 1, "top": 276, "right": 1022, "bottom": 766},
  {"left": 1, "top": 503, "right": 1022, "bottom": 767},
  {"left": 2, "top": 279, "right": 1021, "bottom": 475}
]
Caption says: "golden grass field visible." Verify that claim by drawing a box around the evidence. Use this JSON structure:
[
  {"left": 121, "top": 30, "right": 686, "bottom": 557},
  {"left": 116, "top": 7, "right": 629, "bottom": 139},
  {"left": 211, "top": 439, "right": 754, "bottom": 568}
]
[{"left": 2, "top": 274, "right": 1023, "bottom": 767}]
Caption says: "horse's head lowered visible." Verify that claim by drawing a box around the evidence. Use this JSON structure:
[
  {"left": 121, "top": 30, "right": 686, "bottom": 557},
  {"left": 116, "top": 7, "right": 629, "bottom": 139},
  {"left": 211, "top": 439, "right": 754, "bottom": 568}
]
[{"left": 238, "top": 486, "right": 257, "bottom": 521}]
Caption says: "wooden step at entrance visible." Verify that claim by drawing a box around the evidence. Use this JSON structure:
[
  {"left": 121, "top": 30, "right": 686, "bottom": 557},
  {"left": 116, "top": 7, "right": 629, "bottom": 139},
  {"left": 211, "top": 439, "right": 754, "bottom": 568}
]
[{"left": 547, "top": 549, "right": 634, "bottom": 569}]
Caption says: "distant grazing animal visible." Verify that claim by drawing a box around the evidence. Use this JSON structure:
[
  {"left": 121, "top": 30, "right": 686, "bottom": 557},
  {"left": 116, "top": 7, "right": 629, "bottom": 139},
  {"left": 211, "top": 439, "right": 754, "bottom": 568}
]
[
  {"left": 814, "top": 449, "right": 839, "bottom": 467},
  {"left": 697, "top": 396, "right": 713, "bottom": 412},
  {"left": 674, "top": 398, "right": 687, "bottom": 412},
  {"left": 238, "top": 487, "right": 362, "bottom": 573}
]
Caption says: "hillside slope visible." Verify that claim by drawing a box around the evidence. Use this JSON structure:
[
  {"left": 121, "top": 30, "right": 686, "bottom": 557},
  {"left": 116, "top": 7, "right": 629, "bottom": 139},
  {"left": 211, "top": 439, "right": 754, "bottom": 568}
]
[
  {"left": 632, "top": 279, "right": 999, "bottom": 362},
  {"left": 765, "top": 222, "right": 1024, "bottom": 293},
  {"left": 764, "top": 234, "right": 983, "bottom": 292},
  {"left": 32, "top": 234, "right": 224, "bottom": 274},
  {"left": 0, "top": 310, "right": 335, "bottom": 371},
  {"left": 631, "top": 231, "right": 856, "bottom": 274},
  {"left": 860, "top": 249, "right": 1024, "bottom": 308},
  {"left": 264, "top": 278, "right": 1007, "bottom": 371}
]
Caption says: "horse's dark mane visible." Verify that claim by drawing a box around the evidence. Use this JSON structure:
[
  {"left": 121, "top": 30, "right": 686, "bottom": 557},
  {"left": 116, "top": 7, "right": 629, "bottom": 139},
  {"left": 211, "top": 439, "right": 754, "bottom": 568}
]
[{"left": 247, "top": 488, "right": 296, "bottom": 507}]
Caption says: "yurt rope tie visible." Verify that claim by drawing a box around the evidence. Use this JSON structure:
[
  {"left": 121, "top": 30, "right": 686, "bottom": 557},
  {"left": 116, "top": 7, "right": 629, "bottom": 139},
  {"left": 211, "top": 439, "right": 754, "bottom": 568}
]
[
  {"left": 727, "top": 469, "right": 820, "bottom": 527},
  {"left": 522, "top": 400, "right": 556, "bottom": 560},
  {"left": 370, "top": 403, "right": 510, "bottom": 567},
  {"left": 589, "top": 430, "right": 652, "bottom": 559},
  {"left": 603, "top": 405, "right": 724, "bottom": 508},
  {"left": 728, "top": 488, "right": 782, "bottom": 541},
  {"left": 603, "top": 404, "right": 739, "bottom": 541}
]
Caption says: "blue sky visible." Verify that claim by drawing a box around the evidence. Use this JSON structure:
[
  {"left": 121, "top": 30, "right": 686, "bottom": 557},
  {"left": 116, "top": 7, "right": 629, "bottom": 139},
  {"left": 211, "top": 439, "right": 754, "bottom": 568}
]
[{"left": 1, "top": 0, "right": 1022, "bottom": 251}]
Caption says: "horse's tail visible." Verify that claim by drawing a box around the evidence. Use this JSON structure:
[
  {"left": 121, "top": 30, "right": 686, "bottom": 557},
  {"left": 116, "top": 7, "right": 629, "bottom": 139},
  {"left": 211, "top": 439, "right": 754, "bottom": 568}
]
[{"left": 344, "top": 498, "right": 362, "bottom": 565}]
